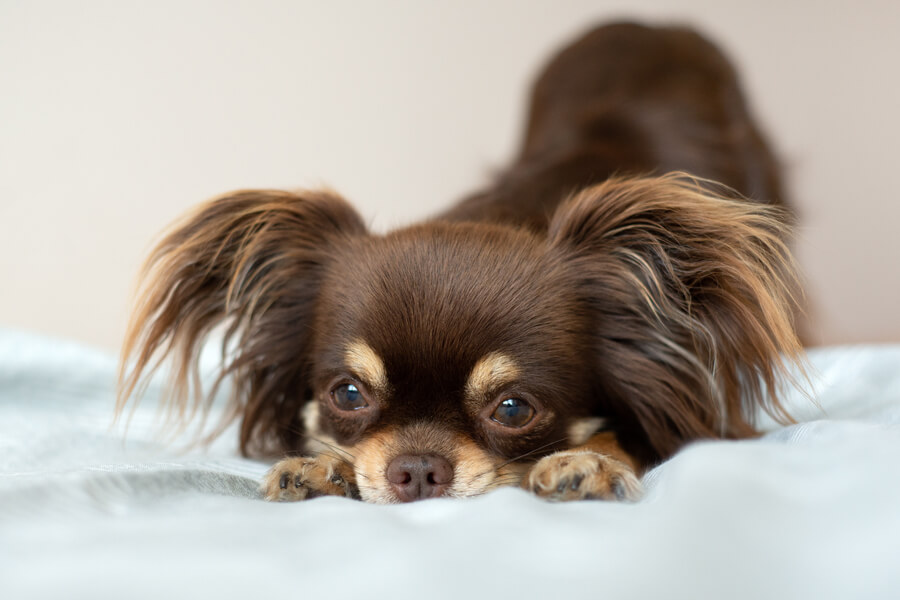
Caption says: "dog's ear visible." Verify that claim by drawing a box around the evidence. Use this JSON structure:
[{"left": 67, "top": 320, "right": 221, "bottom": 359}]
[
  {"left": 117, "top": 189, "right": 366, "bottom": 456},
  {"left": 548, "top": 173, "right": 804, "bottom": 461}
]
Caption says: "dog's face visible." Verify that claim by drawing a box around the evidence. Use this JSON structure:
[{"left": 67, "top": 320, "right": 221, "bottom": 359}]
[{"left": 306, "top": 223, "right": 600, "bottom": 501}]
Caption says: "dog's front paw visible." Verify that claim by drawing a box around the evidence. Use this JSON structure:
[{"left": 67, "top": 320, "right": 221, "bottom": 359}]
[
  {"left": 261, "top": 455, "right": 359, "bottom": 502},
  {"left": 523, "top": 450, "right": 642, "bottom": 502}
]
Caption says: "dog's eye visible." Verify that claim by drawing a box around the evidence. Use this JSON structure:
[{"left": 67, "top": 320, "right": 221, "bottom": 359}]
[
  {"left": 490, "top": 398, "right": 535, "bottom": 428},
  {"left": 331, "top": 383, "right": 368, "bottom": 411}
]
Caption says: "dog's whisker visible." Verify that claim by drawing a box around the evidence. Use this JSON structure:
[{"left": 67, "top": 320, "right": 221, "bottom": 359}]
[
  {"left": 497, "top": 437, "right": 570, "bottom": 468},
  {"left": 461, "top": 475, "right": 525, "bottom": 497},
  {"left": 303, "top": 435, "right": 357, "bottom": 461},
  {"left": 349, "top": 465, "right": 372, "bottom": 482},
  {"left": 310, "top": 450, "right": 349, "bottom": 466},
  {"left": 469, "top": 437, "right": 571, "bottom": 481},
  {"left": 483, "top": 479, "right": 522, "bottom": 491},
  {"left": 270, "top": 421, "right": 358, "bottom": 461}
]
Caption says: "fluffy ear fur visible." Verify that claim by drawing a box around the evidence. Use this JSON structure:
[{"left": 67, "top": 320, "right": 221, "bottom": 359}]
[
  {"left": 548, "top": 172, "right": 804, "bottom": 463},
  {"left": 117, "top": 189, "right": 366, "bottom": 456}
]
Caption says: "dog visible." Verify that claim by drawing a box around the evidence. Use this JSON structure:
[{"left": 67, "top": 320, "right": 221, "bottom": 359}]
[{"left": 117, "top": 22, "right": 804, "bottom": 504}]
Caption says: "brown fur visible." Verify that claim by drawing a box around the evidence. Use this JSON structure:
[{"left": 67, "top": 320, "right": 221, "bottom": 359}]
[
  {"left": 117, "top": 22, "right": 805, "bottom": 503},
  {"left": 441, "top": 22, "right": 788, "bottom": 232}
]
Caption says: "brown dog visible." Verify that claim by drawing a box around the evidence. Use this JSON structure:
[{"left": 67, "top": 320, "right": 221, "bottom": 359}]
[{"left": 118, "top": 22, "right": 803, "bottom": 503}]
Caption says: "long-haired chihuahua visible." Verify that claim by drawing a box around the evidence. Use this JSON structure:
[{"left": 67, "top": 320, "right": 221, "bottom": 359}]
[{"left": 118, "top": 22, "right": 804, "bottom": 504}]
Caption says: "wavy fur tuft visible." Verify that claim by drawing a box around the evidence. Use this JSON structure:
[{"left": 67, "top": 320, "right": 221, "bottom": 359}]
[
  {"left": 549, "top": 173, "right": 805, "bottom": 460},
  {"left": 116, "top": 190, "right": 365, "bottom": 455}
]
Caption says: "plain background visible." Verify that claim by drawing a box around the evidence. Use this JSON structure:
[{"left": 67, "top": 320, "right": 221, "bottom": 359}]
[{"left": 2, "top": 0, "right": 899, "bottom": 353}]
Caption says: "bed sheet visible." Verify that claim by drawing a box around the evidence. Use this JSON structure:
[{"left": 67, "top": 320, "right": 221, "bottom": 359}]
[{"left": 1, "top": 328, "right": 899, "bottom": 600}]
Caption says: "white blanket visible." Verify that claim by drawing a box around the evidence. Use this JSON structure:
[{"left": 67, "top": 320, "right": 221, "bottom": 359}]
[{"left": 1, "top": 329, "right": 899, "bottom": 599}]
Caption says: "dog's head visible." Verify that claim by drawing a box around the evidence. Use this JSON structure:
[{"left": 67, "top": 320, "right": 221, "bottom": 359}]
[
  {"left": 304, "top": 221, "right": 598, "bottom": 501},
  {"left": 118, "top": 174, "right": 802, "bottom": 502}
]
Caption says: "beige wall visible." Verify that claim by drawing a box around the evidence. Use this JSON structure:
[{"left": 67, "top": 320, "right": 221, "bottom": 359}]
[{"left": 2, "top": 0, "right": 899, "bottom": 352}]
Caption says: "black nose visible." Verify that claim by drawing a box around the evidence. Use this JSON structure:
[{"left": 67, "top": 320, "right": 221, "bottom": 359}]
[{"left": 386, "top": 454, "right": 453, "bottom": 502}]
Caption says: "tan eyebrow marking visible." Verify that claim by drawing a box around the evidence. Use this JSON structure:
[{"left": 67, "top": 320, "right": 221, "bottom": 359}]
[
  {"left": 465, "top": 352, "right": 521, "bottom": 400},
  {"left": 344, "top": 340, "right": 389, "bottom": 394}
]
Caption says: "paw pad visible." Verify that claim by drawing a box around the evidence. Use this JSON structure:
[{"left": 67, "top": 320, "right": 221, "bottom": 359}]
[
  {"left": 524, "top": 450, "right": 641, "bottom": 502},
  {"left": 261, "top": 456, "right": 358, "bottom": 502}
]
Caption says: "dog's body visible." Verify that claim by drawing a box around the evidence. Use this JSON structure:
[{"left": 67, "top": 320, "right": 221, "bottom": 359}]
[{"left": 119, "top": 23, "right": 803, "bottom": 503}]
